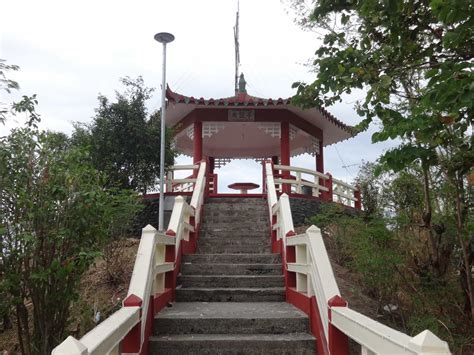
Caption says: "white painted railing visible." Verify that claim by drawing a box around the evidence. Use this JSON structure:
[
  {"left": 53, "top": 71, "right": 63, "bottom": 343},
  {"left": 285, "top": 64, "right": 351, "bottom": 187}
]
[
  {"left": 53, "top": 161, "right": 208, "bottom": 355},
  {"left": 190, "top": 161, "right": 207, "bottom": 227},
  {"left": 286, "top": 226, "right": 339, "bottom": 339},
  {"left": 265, "top": 162, "right": 278, "bottom": 222},
  {"left": 52, "top": 225, "right": 172, "bottom": 355},
  {"left": 166, "top": 164, "right": 198, "bottom": 192},
  {"left": 332, "top": 177, "right": 358, "bottom": 208},
  {"left": 264, "top": 162, "right": 450, "bottom": 355},
  {"left": 274, "top": 164, "right": 329, "bottom": 197},
  {"left": 271, "top": 163, "right": 361, "bottom": 209},
  {"left": 271, "top": 194, "right": 295, "bottom": 245}
]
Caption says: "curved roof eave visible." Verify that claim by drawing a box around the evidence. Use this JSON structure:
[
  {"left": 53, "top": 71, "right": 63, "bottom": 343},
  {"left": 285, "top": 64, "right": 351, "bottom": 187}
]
[{"left": 165, "top": 86, "right": 357, "bottom": 146}]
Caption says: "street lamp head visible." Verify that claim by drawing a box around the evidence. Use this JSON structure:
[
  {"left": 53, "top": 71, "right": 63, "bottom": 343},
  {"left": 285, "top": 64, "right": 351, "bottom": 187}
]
[{"left": 154, "top": 32, "right": 175, "bottom": 44}]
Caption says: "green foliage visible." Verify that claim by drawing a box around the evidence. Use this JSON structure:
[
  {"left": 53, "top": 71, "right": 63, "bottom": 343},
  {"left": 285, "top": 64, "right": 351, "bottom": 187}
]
[
  {"left": 289, "top": 0, "right": 473, "bottom": 175},
  {"left": 71, "top": 76, "right": 176, "bottom": 193},
  {"left": 288, "top": 0, "right": 474, "bottom": 339},
  {"left": 310, "top": 203, "right": 401, "bottom": 301},
  {"left": 0, "top": 98, "right": 141, "bottom": 354},
  {"left": 0, "top": 59, "right": 20, "bottom": 124},
  {"left": 313, "top": 162, "right": 473, "bottom": 350}
]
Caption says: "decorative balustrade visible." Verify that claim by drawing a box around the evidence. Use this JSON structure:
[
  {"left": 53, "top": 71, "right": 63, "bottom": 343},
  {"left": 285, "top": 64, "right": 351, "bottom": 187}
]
[
  {"left": 332, "top": 177, "right": 361, "bottom": 209},
  {"left": 53, "top": 161, "right": 207, "bottom": 355},
  {"left": 264, "top": 161, "right": 450, "bottom": 355},
  {"left": 270, "top": 163, "right": 361, "bottom": 210},
  {"left": 208, "top": 173, "right": 218, "bottom": 194},
  {"left": 166, "top": 164, "right": 198, "bottom": 192},
  {"left": 273, "top": 164, "right": 329, "bottom": 197}
]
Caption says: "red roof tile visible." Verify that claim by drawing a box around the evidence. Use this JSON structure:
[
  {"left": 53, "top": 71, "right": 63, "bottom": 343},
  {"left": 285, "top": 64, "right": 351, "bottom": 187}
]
[{"left": 166, "top": 86, "right": 354, "bottom": 134}]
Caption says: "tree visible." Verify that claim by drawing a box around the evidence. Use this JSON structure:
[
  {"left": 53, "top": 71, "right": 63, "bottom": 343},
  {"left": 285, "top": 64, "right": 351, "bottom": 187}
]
[
  {"left": 72, "top": 76, "right": 176, "bottom": 193},
  {"left": 0, "top": 97, "right": 140, "bottom": 354},
  {"left": 0, "top": 59, "right": 20, "bottom": 124},
  {"left": 288, "top": 0, "right": 473, "bottom": 319}
]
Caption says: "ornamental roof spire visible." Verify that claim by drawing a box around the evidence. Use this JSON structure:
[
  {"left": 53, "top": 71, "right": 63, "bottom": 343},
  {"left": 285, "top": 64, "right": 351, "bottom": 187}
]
[{"left": 238, "top": 73, "right": 247, "bottom": 93}]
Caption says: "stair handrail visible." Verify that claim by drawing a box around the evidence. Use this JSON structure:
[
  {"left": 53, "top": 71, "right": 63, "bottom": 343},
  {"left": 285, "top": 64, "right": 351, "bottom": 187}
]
[
  {"left": 190, "top": 160, "right": 207, "bottom": 227},
  {"left": 264, "top": 161, "right": 450, "bottom": 355},
  {"left": 52, "top": 161, "right": 208, "bottom": 354},
  {"left": 265, "top": 161, "right": 278, "bottom": 222},
  {"left": 52, "top": 225, "right": 172, "bottom": 354},
  {"left": 286, "top": 226, "right": 340, "bottom": 340},
  {"left": 166, "top": 164, "right": 199, "bottom": 192}
]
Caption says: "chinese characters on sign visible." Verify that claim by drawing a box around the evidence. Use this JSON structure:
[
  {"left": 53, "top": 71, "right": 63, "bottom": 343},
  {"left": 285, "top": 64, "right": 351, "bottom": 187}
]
[{"left": 228, "top": 109, "right": 255, "bottom": 122}]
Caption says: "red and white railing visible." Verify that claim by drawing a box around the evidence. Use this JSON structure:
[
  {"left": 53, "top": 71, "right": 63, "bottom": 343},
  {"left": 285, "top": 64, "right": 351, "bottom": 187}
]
[
  {"left": 265, "top": 162, "right": 450, "bottom": 355},
  {"left": 269, "top": 163, "right": 361, "bottom": 209},
  {"left": 332, "top": 177, "right": 360, "bottom": 209},
  {"left": 166, "top": 164, "right": 199, "bottom": 193},
  {"left": 273, "top": 164, "right": 330, "bottom": 197},
  {"left": 53, "top": 161, "right": 207, "bottom": 355}
]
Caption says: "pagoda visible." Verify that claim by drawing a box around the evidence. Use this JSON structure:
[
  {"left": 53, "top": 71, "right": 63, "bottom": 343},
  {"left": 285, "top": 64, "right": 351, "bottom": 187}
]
[{"left": 165, "top": 73, "right": 355, "bottom": 196}]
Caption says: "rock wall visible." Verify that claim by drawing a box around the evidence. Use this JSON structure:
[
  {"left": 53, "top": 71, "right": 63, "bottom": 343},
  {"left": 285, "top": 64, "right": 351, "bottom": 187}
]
[
  {"left": 289, "top": 197, "right": 358, "bottom": 227},
  {"left": 289, "top": 197, "right": 323, "bottom": 227},
  {"left": 132, "top": 195, "right": 191, "bottom": 236}
]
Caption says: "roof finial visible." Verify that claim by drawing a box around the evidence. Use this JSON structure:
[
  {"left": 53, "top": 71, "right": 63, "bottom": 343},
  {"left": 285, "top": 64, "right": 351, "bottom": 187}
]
[
  {"left": 233, "top": 1, "right": 240, "bottom": 94},
  {"left": 238, "top": 73, "right": 247, "bottom": 93}
]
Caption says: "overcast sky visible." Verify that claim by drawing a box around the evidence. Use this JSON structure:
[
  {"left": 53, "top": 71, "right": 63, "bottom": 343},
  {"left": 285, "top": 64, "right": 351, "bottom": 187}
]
[{"left": 1, "top": 0, "right": 397, "bottom": 192}]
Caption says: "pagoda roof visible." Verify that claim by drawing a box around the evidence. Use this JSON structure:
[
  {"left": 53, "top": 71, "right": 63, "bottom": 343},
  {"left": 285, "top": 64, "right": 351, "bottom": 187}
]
[
  {"left": 165, "top": 86, "right": 354, "bottom": 138},
  {"left": 165, "top": 87, "right": 356, "bottom": 158}
]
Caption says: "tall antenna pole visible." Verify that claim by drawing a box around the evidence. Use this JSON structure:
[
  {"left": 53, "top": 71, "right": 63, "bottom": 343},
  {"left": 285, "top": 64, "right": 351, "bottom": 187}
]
[{"left": 233, "top": 1, "right": 240, "bottom": 94}]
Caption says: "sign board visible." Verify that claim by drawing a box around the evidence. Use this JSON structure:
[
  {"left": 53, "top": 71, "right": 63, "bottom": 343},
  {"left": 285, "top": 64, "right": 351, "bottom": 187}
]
[{"left": 228, "top": 109, "right": 255, "bottom": 122}]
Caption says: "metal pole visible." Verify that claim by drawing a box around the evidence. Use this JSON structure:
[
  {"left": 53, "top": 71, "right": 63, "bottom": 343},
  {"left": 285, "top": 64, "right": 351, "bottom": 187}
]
[
  {"left": 154, "top": 31, "right": 174, "bottom": 232},
  {"left": 158, "top": 42, "right": 167, "bottom": 232}
]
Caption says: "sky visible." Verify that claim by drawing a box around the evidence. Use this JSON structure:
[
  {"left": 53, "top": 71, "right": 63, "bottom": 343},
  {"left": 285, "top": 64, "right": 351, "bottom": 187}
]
[{"left": 1, "top": 0, "right": 397, "bottom": 192}]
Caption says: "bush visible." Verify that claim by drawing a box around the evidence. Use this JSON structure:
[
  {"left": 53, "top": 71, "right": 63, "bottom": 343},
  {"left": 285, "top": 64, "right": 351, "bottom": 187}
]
[
  {"left": 0, "top": 98, "right": 140, "bottom": 354},
  {"left": 310, "top": 204, "right": 402, "bottom": 304}
]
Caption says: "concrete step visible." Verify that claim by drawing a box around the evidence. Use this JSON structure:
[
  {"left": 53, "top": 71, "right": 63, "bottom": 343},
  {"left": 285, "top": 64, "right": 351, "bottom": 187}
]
[
  {"left": 178, "top": 275, "right": 284, "bottom": 288},
  {"left": 197, "top": 238, "right": 269, "bottom": 247},
  {"left": 205, "top": 198, "right": 267, "bottom": 204},
  {"left": 200, "top": 230, "right": 268, "bottom": 238},
  {"left": 182, "top": 253, "right": 281, "bottom": 264},
  {"left": 149, "top": 333, "right": 316, "bottom": 354},
  {"left": 154, "top": 302, "right": 310, "bottom": 335},
  {"left": 180, "top": 263, "right": 281, "bottom": 276},
  {"left": 175, "top": 287, "right": 285, "bottom": 302},
  {"left": 200, "top": 223, "right": 269, "bottom": 232},
  {"left": 204, "top": 206, "right": 267, "bottom": 213},
  {"left": 196, "top": 244, "right": 271, "bottom": 254},
  {"left": 202, "top": 217, "right": 267, "bottom": 224},
  {"left": 202, "top": 210, "right": 267, "bottom": 216},
  {"left": 203, "top": 210, "right": 267, "bottom": 218}
]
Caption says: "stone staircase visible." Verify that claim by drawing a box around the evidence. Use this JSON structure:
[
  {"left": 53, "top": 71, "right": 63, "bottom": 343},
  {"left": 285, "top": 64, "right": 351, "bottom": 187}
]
[{"left": 149, "top": 198, "right": 316, "bottom": 354}]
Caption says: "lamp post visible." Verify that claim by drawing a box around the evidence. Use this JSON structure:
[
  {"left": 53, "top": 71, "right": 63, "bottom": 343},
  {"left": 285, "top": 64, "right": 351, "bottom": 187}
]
[{"left": 154, "top": 32, "right": 175, "bottom": 232}]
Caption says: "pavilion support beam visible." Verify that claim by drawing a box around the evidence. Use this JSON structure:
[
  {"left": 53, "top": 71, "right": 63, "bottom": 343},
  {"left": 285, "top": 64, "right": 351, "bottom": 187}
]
[
  {"left": 271, "top": 155, "right": 278, "bottom": 175},
  {"left": 281, "top": 121, "right": 291, "bottom": 194},
  {"left": 209, "top": 157, "right": 215, "bottom": 174},
  {"left": 316, "top": 138, "right": 324, "bottom": 174},
  {"left": 316, "top": 138, "right": 326, "bottom": 199},
  {"left": 193, "top": 121, "right": 203, "bottom": 178},
  {"left": 193, "top": 121, "right": 203, "bottom": 164}
]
